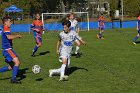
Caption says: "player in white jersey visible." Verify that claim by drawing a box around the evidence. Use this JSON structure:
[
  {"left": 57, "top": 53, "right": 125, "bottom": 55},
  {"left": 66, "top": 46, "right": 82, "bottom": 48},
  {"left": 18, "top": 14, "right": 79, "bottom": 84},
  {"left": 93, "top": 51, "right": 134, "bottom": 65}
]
[
  {"left": 49, "top": 20, "right": 86, "bottom": 81},
  {"left": 69, "top": 13, "right": 81, "bottom": 58}
]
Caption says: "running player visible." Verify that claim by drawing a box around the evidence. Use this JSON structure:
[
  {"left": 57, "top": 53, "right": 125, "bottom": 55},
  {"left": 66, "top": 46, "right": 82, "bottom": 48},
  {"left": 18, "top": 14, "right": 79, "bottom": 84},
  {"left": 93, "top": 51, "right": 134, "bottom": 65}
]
[
  {"left": 49, "top": 20, "right": 86, "bottom": 81},
  {"left": 69, "top": 12, "right": 81, "bottom": 58},
  {"left": 132, "top": 15, "right": 140, "bottom": 45},
  {"left": 97, "top": 14, "right": 105, "bottom": 39},
  {"left": 31, "top": 13, "right": 45, "bottom": 57},
  {"left": 0, "top": 17, "right": 22, "bottom": 84}
]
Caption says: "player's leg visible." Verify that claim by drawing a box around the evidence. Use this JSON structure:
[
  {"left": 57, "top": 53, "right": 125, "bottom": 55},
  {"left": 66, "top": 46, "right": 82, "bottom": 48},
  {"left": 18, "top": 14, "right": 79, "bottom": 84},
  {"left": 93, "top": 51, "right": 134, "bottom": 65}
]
[
  {"left": 133, "top": 30, "right": 140, "bottom": 45},
  {"left": 0, "top": 50, "right": 13, "bottom": 73},
  {"left": 59, "top": 57, "right": 68, "bottom": 81},
  {"left": 101, "top": 29, "right": 104, "bottom": 39},
  {"left": 11, "top": 57, "right": 21, "bottom": 84},
  {"left": 0, "top": 66, "right": 10, "bottom": 73},
  {"left": 75, "top": 40, "right": 81, "bottom": 58},
  {"left": 3, "top": 49, "right": 21, "bottom": 84},
  {"left": 97, "top": 27, "right": 101, "bottom": 39},
  {"left": 49, "top": 68, "right": 61, "bottom": 77},
  {"left": 32, "top": 37, "right": 42, "bottom": 56}
]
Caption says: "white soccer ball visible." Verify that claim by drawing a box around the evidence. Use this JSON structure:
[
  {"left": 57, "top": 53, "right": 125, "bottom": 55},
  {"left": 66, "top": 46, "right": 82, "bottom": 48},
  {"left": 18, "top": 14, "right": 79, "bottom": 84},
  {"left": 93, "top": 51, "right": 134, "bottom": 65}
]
[{"left": 32, "top": 65, "right": 41, "bottom": 74}]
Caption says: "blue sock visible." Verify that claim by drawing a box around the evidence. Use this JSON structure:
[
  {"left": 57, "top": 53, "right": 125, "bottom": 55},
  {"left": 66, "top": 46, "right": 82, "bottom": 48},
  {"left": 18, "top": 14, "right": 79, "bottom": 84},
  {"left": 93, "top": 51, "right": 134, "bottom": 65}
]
[
  {"left": 12, "top": 66, "right": 19, "bottom": 80},
  {"left": 133, "top": 36, "right": 139, "bottom": 42},
  {"left": 0, "top": 66, "right": 9, "bottom": 73},
  {"left": 98, "top": 33, "right": 102, "bottom": 38},
  {"left": 32, "top": 46, "right": 38, "bottom": 55}
]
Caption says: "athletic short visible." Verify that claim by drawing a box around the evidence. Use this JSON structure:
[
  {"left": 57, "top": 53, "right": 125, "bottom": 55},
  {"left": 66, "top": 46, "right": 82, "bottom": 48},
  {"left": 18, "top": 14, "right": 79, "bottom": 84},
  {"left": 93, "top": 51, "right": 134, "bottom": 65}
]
[
  {"left": 2, "top": 48, "right": 17, "bottom": 63},
  {"left": 99, "top": 27, "right": 104, "bottom": 30},
  {"left": 59, "top": 48, "right": 71, "bottom": 62},
  {"left": 34, "top": 37, "right": 42, "bottom": 44}
]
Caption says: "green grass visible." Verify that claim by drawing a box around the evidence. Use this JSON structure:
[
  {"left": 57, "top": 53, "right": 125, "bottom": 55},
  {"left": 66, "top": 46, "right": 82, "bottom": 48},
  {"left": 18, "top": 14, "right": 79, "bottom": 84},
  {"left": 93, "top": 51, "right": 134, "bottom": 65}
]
[{"left": 0, "top": 28, "right": 140, "bottom": 93}]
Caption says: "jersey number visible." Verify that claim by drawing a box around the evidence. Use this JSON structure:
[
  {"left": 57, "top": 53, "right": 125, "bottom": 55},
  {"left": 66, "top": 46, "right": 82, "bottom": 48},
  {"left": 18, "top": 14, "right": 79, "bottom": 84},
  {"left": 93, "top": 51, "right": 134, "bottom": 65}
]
[{"left": 64, "top": 41, "right": 72, "bottom": 46}]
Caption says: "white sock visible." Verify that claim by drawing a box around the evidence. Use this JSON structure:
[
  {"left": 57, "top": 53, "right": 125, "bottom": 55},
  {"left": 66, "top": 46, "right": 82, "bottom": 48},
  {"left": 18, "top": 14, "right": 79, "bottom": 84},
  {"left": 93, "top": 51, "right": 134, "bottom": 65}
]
[
  {"left": 75, "top": 46, "right": 80, "bottom": 54},
  {"left": 51, "top": 68, "right": 61, "bottom": 75},
  {"left": 60, "top": 64, "right": 66, "bottom": 77}
]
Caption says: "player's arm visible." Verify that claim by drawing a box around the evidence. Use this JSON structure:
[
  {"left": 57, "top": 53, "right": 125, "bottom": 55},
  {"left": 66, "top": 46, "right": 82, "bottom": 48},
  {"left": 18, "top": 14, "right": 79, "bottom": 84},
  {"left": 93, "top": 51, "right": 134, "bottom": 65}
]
[
  {"left": 6, "top": 34, "right": 22, "bottom": 40},
  {"left": 75, "top": 32, "right": 86, "bottom": 45},
  {"left": 30, "top": 22, "right": 35, "bottom": 31},
  {"left": 79, "top": 39, "right": 86, "bottom": 45},
  {"left": 56, "top": 36, "right": 61, "bottom": 54},
  {"left": 136, "top": 21, "right": 138, "bottom": 30},
  {"left": 30, "top": 21, "right": 39, "bottom": 32}
]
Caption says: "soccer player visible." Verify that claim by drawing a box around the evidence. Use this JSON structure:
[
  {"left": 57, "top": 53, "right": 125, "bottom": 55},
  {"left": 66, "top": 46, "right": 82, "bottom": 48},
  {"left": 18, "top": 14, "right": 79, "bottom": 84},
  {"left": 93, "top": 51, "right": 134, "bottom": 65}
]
[
  {"left": 69, "top": 12, "right": 81, "bottom": 58},
  {"left": 0, "top": 17, "right": 22, "bottom": 84},
  {"left": 132, "top": 15, "right": 140, "bottom": 45},
  {"left": 97, "top": 14, "right": 105, "bottom": 39},
  {"left": 31, "top": 13, "right": 45, "bottom": 57},
  {"left": 49, "top": 20, "right": 86, "bottom": 81}
]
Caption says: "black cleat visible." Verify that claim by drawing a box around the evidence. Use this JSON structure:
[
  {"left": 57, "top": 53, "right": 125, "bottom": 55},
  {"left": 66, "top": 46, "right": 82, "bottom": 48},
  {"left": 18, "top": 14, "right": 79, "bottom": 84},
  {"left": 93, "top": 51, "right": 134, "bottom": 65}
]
[
  {"left": 76, "top": 53, "right": 80, "bottom": 58},
  {"left": 11, "top": 79, "right": 21, "bottom": 84},
  {"left": 31, "top": 54, "right": 35, "bottom": 57}
]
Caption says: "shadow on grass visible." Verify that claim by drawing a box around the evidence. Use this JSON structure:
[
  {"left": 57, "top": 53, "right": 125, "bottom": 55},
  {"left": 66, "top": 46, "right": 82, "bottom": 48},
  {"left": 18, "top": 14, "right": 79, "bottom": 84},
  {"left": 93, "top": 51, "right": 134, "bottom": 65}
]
[
  {"left": 0, "top": 68, "right": 29, "bottom": 81},
  {"left": 17, "top": 68, "right": 29, "bottom": 81},
  {"left": 71, "top": 53, "right": 83, "bottom": 58},
  {"left": 66, "top": 66, "right": 88, "bottom": 76},
  {"left": 135, "top": 41, "right": 140, "bottom": 44},
  {"left": 39, "top": 51, "right": 50, "bottom": 56},
  {"left": 36, "top": 78, "right": 43, "bottom": 81}
]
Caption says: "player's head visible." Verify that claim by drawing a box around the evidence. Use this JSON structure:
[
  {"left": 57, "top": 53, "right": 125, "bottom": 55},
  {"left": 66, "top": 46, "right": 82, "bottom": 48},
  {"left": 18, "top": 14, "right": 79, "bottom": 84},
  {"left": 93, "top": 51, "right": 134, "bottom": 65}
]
[
  {"left": 2, "top": 17, "right": 12, "bottom": 27},
  {"left": 62, "top": 20, "right": 71, "bottom": 33},
  {"left": 35, "top": 13, "right": 40, "bottom": 20},
  {"left": 69, "top": 12, "right": 75, "bottom": 20}
]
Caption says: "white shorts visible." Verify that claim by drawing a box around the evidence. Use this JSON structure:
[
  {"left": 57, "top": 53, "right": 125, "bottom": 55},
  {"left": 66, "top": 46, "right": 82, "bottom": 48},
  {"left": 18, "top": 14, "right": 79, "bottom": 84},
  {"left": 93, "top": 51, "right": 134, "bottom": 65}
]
[{"left": 59, "top": 47, "right": 71, "bottom": 62}]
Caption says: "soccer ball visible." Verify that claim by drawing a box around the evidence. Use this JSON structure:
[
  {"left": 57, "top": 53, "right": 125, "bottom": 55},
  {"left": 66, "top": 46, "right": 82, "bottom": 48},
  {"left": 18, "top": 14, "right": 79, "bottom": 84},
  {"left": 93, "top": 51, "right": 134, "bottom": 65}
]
[{"left": 32, "top": 65, "right": 41, "bottom": 74}]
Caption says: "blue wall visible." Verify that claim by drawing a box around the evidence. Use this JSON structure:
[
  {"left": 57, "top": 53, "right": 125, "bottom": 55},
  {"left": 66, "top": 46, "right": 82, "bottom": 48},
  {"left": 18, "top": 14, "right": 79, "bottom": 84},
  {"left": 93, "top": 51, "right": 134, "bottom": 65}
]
[{"left": 0, "top": 20, "right": 137, "bottom": 32}]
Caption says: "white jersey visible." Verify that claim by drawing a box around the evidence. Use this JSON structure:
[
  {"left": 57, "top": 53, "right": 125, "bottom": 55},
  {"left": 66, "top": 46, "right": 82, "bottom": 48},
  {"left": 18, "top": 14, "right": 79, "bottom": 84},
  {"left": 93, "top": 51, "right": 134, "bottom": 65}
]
[
  {"left": 69, "top": 19, "right": 79, "bottom": 32},
  {"left": 59, "top": 31, "right": 81, "bottom": 58}
]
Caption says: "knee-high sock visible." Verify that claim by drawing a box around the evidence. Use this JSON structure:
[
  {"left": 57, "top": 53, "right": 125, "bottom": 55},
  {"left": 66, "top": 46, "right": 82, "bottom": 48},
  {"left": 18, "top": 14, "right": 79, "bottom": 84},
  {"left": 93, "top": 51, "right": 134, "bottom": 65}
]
[
  {"left": 133, "top": 36, "right": 139, "bottom": 42},
  {"left": 0, "top": 66, "right": 9, "bottom": 73},
  {"left": 12, "top": 66, "right": 19, "bottom": 80},
  {"left": 32, "top": 46, "right": 38, "bottom": 55},
  {"left": 60, "top": 64, "right": 66, "bottom": 77},
  {"left": 51, "top": 68, "right": 61, "bottom": 75},
  {"left": 75, "top": 46, "right": 80, "bottom": 54}
]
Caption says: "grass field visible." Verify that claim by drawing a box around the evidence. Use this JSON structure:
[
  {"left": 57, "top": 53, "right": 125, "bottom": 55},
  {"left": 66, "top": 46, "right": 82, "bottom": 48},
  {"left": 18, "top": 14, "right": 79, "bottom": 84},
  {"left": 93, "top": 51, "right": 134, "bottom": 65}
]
[{"left": 0, "top": 28, "right": 140, "bottom": 93}]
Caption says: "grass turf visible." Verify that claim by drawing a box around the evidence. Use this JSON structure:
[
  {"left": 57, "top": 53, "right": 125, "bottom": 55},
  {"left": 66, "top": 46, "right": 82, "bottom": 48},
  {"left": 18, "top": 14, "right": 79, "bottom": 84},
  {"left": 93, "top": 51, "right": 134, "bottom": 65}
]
[{"left": 0, "top": 28, "right": 140, "bottom": 93}]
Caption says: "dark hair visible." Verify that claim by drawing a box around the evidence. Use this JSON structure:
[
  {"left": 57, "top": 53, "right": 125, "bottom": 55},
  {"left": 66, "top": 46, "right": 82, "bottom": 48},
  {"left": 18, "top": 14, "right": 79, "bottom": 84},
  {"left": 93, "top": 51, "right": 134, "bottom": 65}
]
[
  {"left": 2, "top": 17, "right": 10, "bottom": 24},
  {"left": 62, "top": 20, "right": 71, "bottom": 28}
]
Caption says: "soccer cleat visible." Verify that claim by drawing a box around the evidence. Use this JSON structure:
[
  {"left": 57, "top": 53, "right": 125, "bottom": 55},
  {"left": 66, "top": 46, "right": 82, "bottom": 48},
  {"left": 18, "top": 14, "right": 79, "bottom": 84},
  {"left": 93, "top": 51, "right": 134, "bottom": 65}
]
[
  {"left": 132, "top": 42, "right": 136, "bottom": 45},
  {"left": 10, "top": 79, "right": 21, "bottom": 84},
  {"left": 76, "top": 53, "right": 80, "bottom": 58},
  {"left": 59, "top": 75, "right": 68, "bottom": 81},
  {"left": 96, "top": 34, "right": 99, "bottom": 39},
  {"left": 31, "top": 54, "right": 35, "bottom": 57},
  {"left": 101, "top": 36, "right": 104, "bottom": 39}
]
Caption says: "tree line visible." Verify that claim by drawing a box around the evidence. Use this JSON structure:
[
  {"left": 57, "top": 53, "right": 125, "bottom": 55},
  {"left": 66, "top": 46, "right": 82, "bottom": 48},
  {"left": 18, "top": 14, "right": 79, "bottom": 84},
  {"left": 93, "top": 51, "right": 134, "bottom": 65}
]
[{"left": 0, "top": 0, "right": 139, "bottom": 17}]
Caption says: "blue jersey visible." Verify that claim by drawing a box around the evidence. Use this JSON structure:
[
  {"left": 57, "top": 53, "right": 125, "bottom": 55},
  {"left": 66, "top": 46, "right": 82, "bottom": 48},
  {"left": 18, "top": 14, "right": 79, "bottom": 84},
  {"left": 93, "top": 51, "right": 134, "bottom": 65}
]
[{"left": 2, "top": 25, "right": 13, "bottom": 49}]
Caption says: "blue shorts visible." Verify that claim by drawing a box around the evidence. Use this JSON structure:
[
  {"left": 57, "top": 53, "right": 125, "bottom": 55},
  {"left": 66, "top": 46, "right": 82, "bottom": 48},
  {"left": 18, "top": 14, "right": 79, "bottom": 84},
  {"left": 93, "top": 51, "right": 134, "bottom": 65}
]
[
  {"left": 34, "top": 37, "right": 42, "bottom": 44},
  {"left": 138, "top": 29, "right": 140, "bottom": 34},
  {"left": 2, "top": 49, "right": 17, "bottom": 63},
  {"left": 99, "top": 27, "right": 104, "bottom": 30}
]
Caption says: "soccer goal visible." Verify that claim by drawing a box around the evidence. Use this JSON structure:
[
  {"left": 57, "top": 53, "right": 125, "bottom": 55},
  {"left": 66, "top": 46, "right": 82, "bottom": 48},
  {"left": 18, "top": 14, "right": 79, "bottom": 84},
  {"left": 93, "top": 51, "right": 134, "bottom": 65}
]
[{"left": 41, "top": 12, "right": 89, "bottom": 32}]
